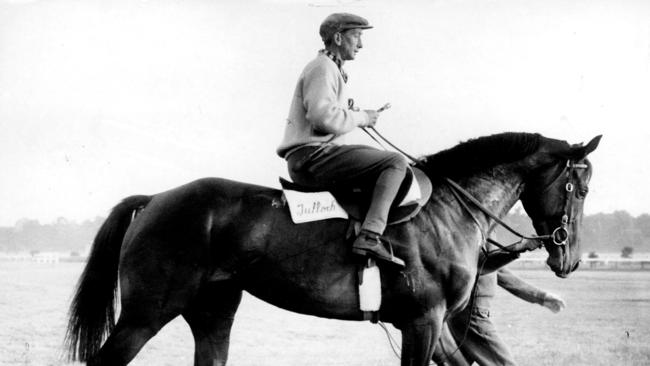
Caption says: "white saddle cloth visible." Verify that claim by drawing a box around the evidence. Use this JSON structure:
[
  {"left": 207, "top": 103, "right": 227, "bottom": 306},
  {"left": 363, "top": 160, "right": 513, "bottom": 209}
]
[{"left": 283, "top": 177, "right": 421, "bottom": 224}]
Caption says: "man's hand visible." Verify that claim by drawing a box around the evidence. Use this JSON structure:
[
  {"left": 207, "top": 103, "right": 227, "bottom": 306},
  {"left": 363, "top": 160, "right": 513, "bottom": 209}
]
[
  {"left": 377, "top": 103, "right": 391, "bottom": 112},
  {"left": 511, "top": 238, "right": 542, "bottom": 252},
  {"left": 522, "top": 238, "right": 543, "bottom": 251},
  {"left": 363, "top": 110, "right": 379, "bottom": 127},
  {"left": 542, "top": 292, "right": 566, "bottom": 313}
]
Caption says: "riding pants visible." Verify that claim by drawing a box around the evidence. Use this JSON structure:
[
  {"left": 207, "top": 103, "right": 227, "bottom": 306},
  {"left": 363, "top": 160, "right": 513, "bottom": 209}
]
[
  {"left": 286, "top": 144, "right": 409, "bottom": 235},
  {"left": 444, "top": 306, "right": 517, "bottom": 366}
]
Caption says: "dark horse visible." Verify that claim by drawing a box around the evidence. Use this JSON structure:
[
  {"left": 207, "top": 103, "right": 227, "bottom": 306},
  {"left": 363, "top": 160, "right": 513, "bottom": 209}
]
[{"left": 66, "top": 132, "right": 601, "bottom": 366}]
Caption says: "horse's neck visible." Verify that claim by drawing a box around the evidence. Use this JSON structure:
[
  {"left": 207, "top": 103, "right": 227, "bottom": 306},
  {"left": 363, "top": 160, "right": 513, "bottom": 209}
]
[{"left": 462, "top": 167, "right": 524, "bottom": 230}]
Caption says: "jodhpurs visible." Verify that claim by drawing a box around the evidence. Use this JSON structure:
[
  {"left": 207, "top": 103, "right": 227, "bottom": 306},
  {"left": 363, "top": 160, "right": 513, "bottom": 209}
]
[
  {"left": 286, "top": 144, "right": 409, "bottom": 235},
  {"left": 441, "top": 306, "right": 517, "bottom": 366}
]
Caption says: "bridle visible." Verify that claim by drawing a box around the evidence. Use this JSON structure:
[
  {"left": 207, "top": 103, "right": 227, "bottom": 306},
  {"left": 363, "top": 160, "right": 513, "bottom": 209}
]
[
  {"left": 532, "top": 159, "right": 590, "bottom": 247},
  {"left": 360, "top": 126, "right": 590, "bottom": 252},
  {"left": 444, "top": 159, "right": 590, "bottom": 253}
]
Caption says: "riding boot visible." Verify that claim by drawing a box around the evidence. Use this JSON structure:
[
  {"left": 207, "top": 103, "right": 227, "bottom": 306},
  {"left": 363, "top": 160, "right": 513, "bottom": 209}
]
[{"left": 352, "top": 230, "right": 405, "bottom": 268}]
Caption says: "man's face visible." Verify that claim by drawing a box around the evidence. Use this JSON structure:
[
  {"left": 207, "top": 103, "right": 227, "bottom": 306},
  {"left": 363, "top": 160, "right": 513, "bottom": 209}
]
[{"left": 337, "top": 28, "right": 364, "bottom": 61}]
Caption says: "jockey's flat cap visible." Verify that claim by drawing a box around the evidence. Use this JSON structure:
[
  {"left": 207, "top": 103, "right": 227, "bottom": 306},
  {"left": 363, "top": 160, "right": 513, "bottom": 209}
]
[{"left": 319, "top": 13, "right": 373, "bottom": 42}]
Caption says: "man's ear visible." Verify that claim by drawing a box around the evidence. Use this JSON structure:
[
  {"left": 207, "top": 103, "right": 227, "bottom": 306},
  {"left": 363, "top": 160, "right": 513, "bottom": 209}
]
[{"left": 333, "top": 32, "right": 342, "bottom": 46}]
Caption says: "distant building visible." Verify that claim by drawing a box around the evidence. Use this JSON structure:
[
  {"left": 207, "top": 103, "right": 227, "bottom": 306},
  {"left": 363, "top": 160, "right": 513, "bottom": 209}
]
[{"left": 32, "top": 251, "right": 62, "bottom": 263}]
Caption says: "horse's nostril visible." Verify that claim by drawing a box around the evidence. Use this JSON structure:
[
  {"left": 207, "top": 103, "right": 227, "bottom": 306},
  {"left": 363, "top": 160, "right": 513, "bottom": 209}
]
[{"left": 572, "top": 260, "right": 581, "bottom": 271}]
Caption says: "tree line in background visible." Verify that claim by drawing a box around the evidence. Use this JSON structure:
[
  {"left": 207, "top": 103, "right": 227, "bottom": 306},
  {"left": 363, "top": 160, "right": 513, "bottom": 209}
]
[
  {"left": 0, "top": 217, "right": 104, "bottom": 254},
  {"left": 1, "top": 210, "right": 649, "bottom": 255}
]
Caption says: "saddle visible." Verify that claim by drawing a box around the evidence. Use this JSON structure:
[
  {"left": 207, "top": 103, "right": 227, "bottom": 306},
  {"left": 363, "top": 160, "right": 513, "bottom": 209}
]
[{"left": 279, "top": 167, "right": 432, "bottom": 225}]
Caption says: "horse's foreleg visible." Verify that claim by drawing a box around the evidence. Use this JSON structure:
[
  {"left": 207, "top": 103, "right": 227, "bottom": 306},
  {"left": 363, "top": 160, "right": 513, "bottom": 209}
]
[
  {"left": 399, "top": 307, "right": 445, "bottom": 366},
  {"left": 431, "top": 322, "right": 471, "bottom": 366},
  {"left": 183, "top": 282, "right": 243, "bottom": 366}
]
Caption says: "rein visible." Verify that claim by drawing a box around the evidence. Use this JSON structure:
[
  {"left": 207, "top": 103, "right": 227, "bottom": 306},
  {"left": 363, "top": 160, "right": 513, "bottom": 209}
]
[
  {"left": 362, "top": 127, "right": 424, "bottom": 170},
  {"left": 443, "top": 178, "right": 551, "bottom": 252},
  {"left": 363, "top": 127, "right": 585, "bottom": 253}
]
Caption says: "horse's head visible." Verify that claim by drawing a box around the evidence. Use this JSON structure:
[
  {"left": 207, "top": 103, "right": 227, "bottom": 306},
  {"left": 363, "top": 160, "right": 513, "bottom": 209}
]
[{"left": 520, "top": 135, "right": 602, "bottom": 278}]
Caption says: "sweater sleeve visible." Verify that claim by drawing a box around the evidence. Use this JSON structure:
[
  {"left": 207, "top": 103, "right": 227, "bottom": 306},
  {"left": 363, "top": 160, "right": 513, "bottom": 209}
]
[
  {"left": 302, "top": 63, "right": 368, "bottom": 135},
  {"left": 496, "top": 268, "right": 546, "bottom": 305}
]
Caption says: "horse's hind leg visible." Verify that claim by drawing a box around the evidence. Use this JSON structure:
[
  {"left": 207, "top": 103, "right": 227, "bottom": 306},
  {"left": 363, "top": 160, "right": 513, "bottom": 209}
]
[
  {"left": 183, "top": 282, "right": 243, "bottom": 366},
  {"left": 399, "top": 307, "right": 445, "bottom": 366},
  {"left": 89, "top": 230, "right": 205, "bottom": 365},
  {"left": 88, "top": 309, "right": 177, "bottom": 366}
]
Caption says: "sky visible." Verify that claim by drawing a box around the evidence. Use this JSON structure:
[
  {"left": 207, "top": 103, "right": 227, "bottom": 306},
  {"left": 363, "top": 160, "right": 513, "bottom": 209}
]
[{"left": 1, "top": 0, "right": 649, "bottom": 226}]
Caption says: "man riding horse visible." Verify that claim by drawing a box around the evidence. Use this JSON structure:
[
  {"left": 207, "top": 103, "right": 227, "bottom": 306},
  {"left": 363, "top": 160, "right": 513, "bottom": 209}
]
[{"left": 277, "top": 13, "right": 409, "bottom": 267}]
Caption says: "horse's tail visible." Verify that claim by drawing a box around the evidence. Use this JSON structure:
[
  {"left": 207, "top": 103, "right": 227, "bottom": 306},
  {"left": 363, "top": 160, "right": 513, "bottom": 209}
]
[{"left": 64, "top": 194, "right": 152, "bottom": 362}]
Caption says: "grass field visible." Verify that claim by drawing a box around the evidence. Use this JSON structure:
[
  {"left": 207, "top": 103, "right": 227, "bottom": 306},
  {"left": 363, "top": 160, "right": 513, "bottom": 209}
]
[{"left": 1, "top": 262, "right": 649, "bottom": 366}]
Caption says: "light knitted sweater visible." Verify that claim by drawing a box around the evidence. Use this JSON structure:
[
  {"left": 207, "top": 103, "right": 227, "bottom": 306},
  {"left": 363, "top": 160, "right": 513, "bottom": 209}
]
[{"left": 276, "top": 53, "right": 369, "bottom": 157}]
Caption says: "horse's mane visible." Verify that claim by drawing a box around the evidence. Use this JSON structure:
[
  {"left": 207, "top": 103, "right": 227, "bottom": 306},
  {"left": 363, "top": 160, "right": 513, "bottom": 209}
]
[{"left": 421, "top": 132, "right": 543, "bottom": 178}]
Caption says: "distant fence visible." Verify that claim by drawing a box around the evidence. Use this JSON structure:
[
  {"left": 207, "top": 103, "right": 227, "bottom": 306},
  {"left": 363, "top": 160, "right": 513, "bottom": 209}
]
[
  {"left": 510, "top": 257, "right": 650, "bottom": 271},
  {"left": 0, "top": 253, "right": 86, "bottom": 263}
]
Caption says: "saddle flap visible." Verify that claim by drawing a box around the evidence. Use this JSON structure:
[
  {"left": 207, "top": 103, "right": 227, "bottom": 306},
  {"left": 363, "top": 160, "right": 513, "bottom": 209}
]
[{"left": 280, "top": 166, "right": 433, "bottom": 225}]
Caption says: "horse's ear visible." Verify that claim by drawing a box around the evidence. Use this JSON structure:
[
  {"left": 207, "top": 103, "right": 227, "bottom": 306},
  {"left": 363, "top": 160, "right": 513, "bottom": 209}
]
[{"left": 567, "top": 135, "right": 602, "bottom": 160}]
